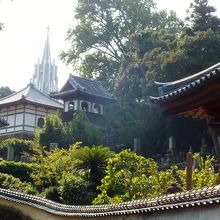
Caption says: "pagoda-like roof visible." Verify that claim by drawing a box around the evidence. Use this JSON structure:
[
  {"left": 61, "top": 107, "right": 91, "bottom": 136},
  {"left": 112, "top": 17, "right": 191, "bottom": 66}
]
[
  {"left": 51, "top": 74, "right": 116, "bottom": 101},
  {"left": 0, "top": 83, "right": 63, "bottom": 109},
  {"left": 149, "top": 62, "right": 220, "bottom": 104}
]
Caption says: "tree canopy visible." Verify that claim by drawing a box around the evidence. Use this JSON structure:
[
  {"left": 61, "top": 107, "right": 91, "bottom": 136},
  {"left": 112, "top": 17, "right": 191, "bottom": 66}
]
[{"left": 61, "top": 0, "right": 182, "bottom": 90}]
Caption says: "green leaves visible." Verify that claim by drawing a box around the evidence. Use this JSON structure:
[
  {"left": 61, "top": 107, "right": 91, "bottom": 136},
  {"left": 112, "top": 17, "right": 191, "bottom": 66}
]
[
  {"left": 36, "top": 114, "right": 68, "bottom": 149},
  {"left": 93, "top": 150, "right": 174, "bottom": 204}
]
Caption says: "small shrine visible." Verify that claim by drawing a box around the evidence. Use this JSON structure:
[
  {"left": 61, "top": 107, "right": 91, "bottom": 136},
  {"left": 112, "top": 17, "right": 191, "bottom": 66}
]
[
  {"left": 0, "top": 83, "right": 63, "bottom": 139},
  {"left": 50, "top": 74, "right": 116, "bottom": 126},
  {"left": 150, "top": 62, "right": 220, "bottom": 157}
]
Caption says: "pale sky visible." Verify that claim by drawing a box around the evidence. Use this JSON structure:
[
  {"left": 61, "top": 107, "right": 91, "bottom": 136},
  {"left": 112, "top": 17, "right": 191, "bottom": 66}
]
[{"left": 0, "top": 0, "right": 220, "bottom": 92}]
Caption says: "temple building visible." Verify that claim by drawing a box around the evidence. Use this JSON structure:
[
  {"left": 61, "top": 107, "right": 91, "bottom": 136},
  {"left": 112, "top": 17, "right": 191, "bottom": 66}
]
[
  {"left": 32, "top": 28, "right": 58, "bottom": 95},
  {"left": 50, "top": 74, "right": 116, "bottom": 126},
  {"left": 0, "top": 83, "right": 63, "bottom": 139},
  {"left": 149, "top": 62, "right": 220, "bottom": 157}
]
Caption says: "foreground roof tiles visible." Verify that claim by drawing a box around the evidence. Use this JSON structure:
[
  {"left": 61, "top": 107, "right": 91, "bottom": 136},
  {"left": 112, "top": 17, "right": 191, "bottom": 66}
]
[
  {"left": 149, "top": 62, "right": 220, "bottom": 103},
  {"left": 0, "top": 185, "right": 220, "bottom": 217}
]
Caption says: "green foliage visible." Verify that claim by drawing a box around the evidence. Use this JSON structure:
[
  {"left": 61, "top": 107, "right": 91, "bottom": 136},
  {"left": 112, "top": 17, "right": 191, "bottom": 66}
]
[
  {"left": 61, "top": 0, "right": 182, "bottom": 89},
  {"left": 59, "top": 172, "right": 95, "bottom": 205},
  {"left": 73, "top": 146, "right": 114, "bottom": 185},
  {"left": 186, "top": 0, "right": 220, "bottom": 32},
  {"left": 192, "top": 153, "right": 217, "bottom": 188},
  {"left": 0, "top": 173, "right": 36, "bottom": 194},
  {"left": 0, "top": 161, "right": 37, "bottom": 183},
  {"left": 36, "top": 114, "right": 68, "bottom": 149},
  {"left": 43, "top": 186, "right": 61, "bottom": 203},
  {"left": 105, "top": 103, "right": 167, "bottom": 155},
  {"left": 0, "top": 138, "right": 34, "bottom": 159},
  {"left": 68, "top": 110, "right": 102, "bottom": 146},
  {"left": 93, "top": 150, "right": 175, "bottom": 204},
  {"left": 171, "top": 153, "right": 217, "bottom": 191},
  {"left": 31, "top": 143, "right": 78, "bottom": 190}
]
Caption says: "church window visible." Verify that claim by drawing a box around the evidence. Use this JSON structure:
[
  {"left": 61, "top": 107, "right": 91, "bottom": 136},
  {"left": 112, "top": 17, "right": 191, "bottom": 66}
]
[
  {"left": 81, "top": 101, "right": 89, "bottom": 112},
  {"left": 93, "top": 104, "right": 101, "bottom": 114}
]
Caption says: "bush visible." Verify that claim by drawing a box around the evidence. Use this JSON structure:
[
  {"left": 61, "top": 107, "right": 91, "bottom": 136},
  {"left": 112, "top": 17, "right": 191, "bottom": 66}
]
[
  {"left": 0, "top": 138, "right": 34, "bottom": 159},
  {"left": 59, "top": 172, "right": 96, "bottom": 205},
  {"left": 0, "top": 161, "right": 38, "bottom": 183},
  {"left": 0, "top": 173, "right": 36, "bottom": 194},
  {"left": 43, "top": 186, "right": 61, "bottom": 203}
]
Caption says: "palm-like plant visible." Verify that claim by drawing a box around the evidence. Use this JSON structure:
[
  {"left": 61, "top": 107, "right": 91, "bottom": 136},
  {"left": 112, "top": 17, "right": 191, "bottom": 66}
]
[{"left": 73, "top": 146, "right": 114, "bottom": 185}]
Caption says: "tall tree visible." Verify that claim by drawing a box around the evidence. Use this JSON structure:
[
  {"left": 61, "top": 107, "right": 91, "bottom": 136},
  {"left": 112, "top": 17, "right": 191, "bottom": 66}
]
[
  {"left": 186, "top": 0, "right": 220, "bottom": 32},
  {"left": 0, "top": 86, "right": 14, "bottom": 98},
  {"left": 61, "top": 0, "right": 182, "bottom": 90}
]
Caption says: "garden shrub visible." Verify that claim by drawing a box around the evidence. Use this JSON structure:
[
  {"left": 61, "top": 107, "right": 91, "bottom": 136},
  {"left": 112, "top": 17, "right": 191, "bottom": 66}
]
[
  {"left": 0, "top": 161, "right": 38, "bottom": 182},
  {"left": 0, "top": 173, "right": 36, "bottom": 194},
  {"left": 59, "top": 172, "right": 96, "bottom": 205}
]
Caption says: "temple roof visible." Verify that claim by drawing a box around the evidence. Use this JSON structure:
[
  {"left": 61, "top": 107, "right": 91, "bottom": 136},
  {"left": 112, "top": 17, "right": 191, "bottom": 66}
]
[
  {"left": 0, "top": 83, "right": 63, "bottom": 109},
  {"left": 0, "top": 185, "right": 220, "bottom": 217},
  {"left": 51, "top": 74, "right": 116, "bottom": 101},
  {"left": 149, "top": 62, "right": 220, "bottom": 104}
]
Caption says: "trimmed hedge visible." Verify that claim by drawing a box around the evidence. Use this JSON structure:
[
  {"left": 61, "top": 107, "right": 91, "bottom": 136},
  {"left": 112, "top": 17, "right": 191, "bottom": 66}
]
[{"left": 0, "top": 161, "right": 38, "bottom": 183}]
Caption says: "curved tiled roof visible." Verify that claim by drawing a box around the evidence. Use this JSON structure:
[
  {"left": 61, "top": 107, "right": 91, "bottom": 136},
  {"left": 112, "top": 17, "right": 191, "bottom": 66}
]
[
  {"left": 1, "top": 185, "right": 220, "bottom": 217},
  {"left": 149, "top": 62, "right": 220, "bottom": 104},
  {"left": 51, "top": 74, "right": 116, "bottom": 101},
  {"left": 0, "top": 84, "right": 63, "bottom": 109}
]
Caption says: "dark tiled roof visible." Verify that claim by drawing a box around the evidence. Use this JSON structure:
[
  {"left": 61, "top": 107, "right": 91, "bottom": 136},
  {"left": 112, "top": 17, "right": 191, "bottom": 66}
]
[
  {"left": 0, "top": 84, "right": 63, "bottom": 109},
  {"left": 149, "top": 62, "right": 220, "bottom": 103},
  {"left": 1, "top": 185, "right": 220, "bottom": 217},
  {"left": 52, "top": 74, "right": 116, "bottom": 101}
]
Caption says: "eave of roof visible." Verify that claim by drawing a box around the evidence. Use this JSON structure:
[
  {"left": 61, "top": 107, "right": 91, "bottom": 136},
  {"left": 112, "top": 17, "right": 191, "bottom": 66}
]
[
  {"left": 0, "top": 84, "right": 63, "bottom": 109},
  {"left": 149, "top": 64, "right": 220, "bottom": 104},
  {"left": 0, "top": 185, "right": 220, "bottom": 217},
  {"left": 51, "top": 89, "right": 117, "bottom": 102},
  {"left": 52, "top": 74, "right": 116, "bottom": 101}
]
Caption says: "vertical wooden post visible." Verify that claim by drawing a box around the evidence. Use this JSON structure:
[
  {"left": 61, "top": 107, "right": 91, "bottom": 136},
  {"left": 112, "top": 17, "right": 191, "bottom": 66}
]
[{"left": 186, "top": 149, "right": 193, "bottom": 190}]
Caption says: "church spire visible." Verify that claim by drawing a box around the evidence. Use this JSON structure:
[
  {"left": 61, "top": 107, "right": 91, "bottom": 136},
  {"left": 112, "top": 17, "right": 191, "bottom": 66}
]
[
  {"left": 41, "top": 26, "right": 51, "bottom": 64},
  {"left": 32, "top": 27, "right": 58, "bottom": 95}
]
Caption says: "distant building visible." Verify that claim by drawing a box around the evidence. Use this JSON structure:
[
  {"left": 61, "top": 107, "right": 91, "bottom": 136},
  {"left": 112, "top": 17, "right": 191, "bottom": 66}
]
[
  {"left": 51, "top": 74, "right": 116, "bottom": 126},
  {"left": 0, "top": 83, "right": 63, "bottom": 139},
  {"left": 32, "top": 28, "right": 58, "bottom": 95}
]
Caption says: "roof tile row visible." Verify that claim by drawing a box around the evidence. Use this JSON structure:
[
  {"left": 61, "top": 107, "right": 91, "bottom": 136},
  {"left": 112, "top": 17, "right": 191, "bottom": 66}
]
[{"left": 0, "top": 185, "right": 220, "bottom": 217}]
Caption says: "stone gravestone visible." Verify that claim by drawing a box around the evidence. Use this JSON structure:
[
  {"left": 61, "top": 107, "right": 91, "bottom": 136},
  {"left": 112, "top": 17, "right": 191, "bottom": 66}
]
[
  {"left": 134, "top": 138, "right": 141, "bottom": 154},
  {"left": 169, "top": 136, "right": 176, "bottom": 152},
  {"left": 7, "top": 146, "right": 14, "bottom": 161}
]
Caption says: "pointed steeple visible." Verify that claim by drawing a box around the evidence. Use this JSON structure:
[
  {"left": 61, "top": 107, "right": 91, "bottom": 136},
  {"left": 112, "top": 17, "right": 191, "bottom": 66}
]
[
  {"left": 41, "top": 26, "right": 51, "bottom": 64},
  {"left": 32, "top": 26, "right": 58, "bottom": 95}
]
